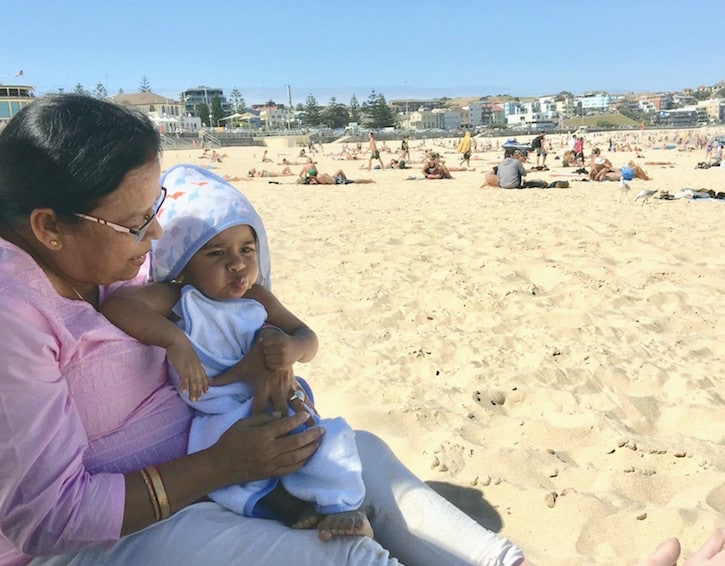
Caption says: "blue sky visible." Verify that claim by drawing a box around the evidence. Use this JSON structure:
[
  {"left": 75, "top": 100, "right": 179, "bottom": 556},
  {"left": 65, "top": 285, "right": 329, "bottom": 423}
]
[{"left": 3, "top": 0, "right": 722, "bottom": 105}]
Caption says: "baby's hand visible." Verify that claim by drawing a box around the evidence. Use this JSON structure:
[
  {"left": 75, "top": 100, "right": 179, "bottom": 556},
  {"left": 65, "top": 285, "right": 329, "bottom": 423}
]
[
  {"left": 259, "top": 330, "right": 300, "bottom": 371},
  {"left": 167, "top": 340, "right": 208, "bottom": 401}
]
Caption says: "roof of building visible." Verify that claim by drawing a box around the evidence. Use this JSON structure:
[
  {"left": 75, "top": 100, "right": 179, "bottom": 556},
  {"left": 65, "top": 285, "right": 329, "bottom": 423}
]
[{"left": 110, "top": 92, "right": 177, "bottom": 105}]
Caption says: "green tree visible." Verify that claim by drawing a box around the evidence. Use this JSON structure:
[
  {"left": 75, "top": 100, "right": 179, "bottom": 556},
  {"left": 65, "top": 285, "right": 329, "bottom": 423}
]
[
  {"left": 361, "top": 90, "right": 396, "bottom": 129},
  {"left": 196, "top": 103, "right": 211, "bottom": 126},
  {"left": 229, "top": 88, "right": 246, "bottom": 113},
  {"left": 303, "top": 94, "right": 321, "bottom": 126},
  {"left": 349, "top": 94, "right": 361, "bottom": 122},
  {"left": 74, "top": 83, "right": 88, "bottom": 95},
  {"left": 211, "top": 97, "right": 223, "bottom": 127},
  {"left": 139, "top": 76, "right": 152, "bottom": 93},
  {"left": 93, "top": 83, "right": 108, "bottom": 99},
  {"left": 692, "top": 90, "right": 712, "bottom": 101},
  {"left": 320, "top": 97, "right": 349, "bottom": 129}
]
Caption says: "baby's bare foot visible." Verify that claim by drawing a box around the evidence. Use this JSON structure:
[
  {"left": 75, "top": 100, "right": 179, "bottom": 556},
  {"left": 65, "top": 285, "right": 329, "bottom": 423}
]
[
  {"left": 317, "top": 510, "right": 374, "bottom": 541},
  {"left": 289, "top": 507, "right": 320, "bottom": 530}
]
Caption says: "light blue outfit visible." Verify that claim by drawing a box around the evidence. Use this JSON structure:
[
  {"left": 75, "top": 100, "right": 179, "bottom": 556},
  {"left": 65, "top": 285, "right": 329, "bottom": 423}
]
[{"left": 152, "top": 164, "right": 365, "bottom": 518}]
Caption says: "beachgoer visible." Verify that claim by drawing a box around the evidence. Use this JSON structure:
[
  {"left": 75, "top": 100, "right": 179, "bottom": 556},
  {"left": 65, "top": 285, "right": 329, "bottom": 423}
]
[
  {"left": 300, "top": 168, "right": 374, "bottom": 185},
  {"left": 400, "top": 135, "right": 410, "bottom": 162},
  {"left": 247, "top": 167, "right": 294, "bottom": 178},
  {"left": 366, "top": 131, "right": 385, "bottom": 171},
  {"left": 562, "top": 150, "right": 578, "bottom": 167},
  {"left": 480, "top": 166, "right": 499, "bottom": 188},
  {"left": 497, "top": 149, "right": 528, "bottom": 188},
  {"left": 457, "top": 131, "right": 472, "bottom": 169},
  {"left": 574, "top": 136, "right": 585, "bottom": 164},
  {"left": 421, "top": 152, "right": 452, "bottom": 179},
  {"left": 101, "top": 164, "right": 372, "bottom": 540},
  {"left": 0, "top": 93, "right": 530, "bottom": 565},
  {"left": 222, "top": 174, "right": 251, "bottom": 182},
  {"left": 261, "top": 150, "right": 273, "bottom": 163},
  {"left": 588, "top": 148, "right": 617, "bottom": 181},
  {"left": 297, "top": 159, "right": 319, "bottom": 184},
  {"left": 531, "top": 132, "right": 547, "bottom": 168}
]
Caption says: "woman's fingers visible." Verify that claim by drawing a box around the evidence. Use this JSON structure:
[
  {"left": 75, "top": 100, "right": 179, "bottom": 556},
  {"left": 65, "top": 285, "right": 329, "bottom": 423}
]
[
  {"left": 686, "top": 528, "right": 725, "bottom": 564},
  {"left": 267, "top": 424, "right": 325, "bottom": 476}
]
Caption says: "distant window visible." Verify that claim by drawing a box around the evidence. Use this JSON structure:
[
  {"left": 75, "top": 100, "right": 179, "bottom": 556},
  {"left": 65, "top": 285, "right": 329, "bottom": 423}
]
[
  {"left": 0, "top": 102, "right": 10, "bottom": 118},
  {"left": 149, "top": 105, "right": 156, "bottom": 112}
]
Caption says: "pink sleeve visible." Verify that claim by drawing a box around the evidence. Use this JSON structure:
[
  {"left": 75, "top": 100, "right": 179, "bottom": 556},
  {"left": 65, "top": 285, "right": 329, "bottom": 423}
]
[{"left": 0, "top": 296, "right": 125, "bottom": 557}]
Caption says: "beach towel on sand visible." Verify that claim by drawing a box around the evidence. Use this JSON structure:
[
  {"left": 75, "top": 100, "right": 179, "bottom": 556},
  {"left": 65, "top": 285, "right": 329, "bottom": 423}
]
[{"left": 152, "top": 164, "right": 365, "bottom": 519}]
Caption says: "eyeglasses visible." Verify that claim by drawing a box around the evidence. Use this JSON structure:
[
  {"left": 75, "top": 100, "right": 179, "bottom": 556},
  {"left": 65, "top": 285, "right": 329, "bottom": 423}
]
[{"left": 74, "top": 186, "right": 167, "bottom": 243}]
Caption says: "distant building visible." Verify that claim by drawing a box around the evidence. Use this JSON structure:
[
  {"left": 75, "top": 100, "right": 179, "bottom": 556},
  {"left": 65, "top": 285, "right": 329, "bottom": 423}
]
[
  {"left": 252, "top": 101, "right": 289, "bottom": 129},
  {"left": 466, "top": 101, "right": 493, "bottom": 128},
  {"left": 109, "top": 92, "right": 189, "bottom": 134},
  {"left": 697, "top": 98, "right": 725, "bottom": 122},
  {"left": 654, "top": 108, "right": 699, "bottom": 127},
  {"left": 180, "top": 86, "right": 231, "bottom": 117},
  {"left": 576, "top": 92, "right": 611, "bottom": 114},
  {"left": 0, "top": 84, "right": 35, "bottom": 129}
]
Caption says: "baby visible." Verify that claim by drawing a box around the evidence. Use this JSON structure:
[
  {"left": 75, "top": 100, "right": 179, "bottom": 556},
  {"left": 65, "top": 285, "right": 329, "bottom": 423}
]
[{"left": 102, "top": 164, "right": 372, "bottom": 541}]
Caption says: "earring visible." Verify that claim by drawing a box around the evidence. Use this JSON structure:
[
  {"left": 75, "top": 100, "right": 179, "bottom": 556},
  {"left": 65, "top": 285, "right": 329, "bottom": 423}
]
[{"left": 50, "top": 240, "right": 59, "bottom": 247}]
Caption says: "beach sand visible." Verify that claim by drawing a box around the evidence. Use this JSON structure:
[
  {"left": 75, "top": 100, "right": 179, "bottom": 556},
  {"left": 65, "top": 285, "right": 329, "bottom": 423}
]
[{"left": 162, "top": 131, "right": 724, "bottom": 565}]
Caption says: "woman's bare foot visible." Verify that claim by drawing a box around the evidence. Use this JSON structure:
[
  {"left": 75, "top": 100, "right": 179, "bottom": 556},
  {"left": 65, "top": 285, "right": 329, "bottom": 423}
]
[{"left": 317, "top": 509, "right": 374, "bottom": 541}]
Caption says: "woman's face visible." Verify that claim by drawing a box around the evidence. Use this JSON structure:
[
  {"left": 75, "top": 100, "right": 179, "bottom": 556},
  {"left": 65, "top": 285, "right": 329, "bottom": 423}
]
[{"left": 62, "top": 159, "right": 163, "bottom": 285}]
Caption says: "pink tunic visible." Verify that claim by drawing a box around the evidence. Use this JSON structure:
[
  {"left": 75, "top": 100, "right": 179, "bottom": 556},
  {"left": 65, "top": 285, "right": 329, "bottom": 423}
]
[{"left": 0, "top": 239, "right": 193, "bottom": 565}]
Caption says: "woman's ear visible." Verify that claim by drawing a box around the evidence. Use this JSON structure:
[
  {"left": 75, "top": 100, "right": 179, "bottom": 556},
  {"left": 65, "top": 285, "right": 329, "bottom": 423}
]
[{"left": 28, "top": 208, "right": 64, "bottom": 250}]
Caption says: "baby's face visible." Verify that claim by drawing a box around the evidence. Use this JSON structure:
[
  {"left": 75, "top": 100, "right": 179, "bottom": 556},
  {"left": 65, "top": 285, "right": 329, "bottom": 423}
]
[{"left": 181, "top": 224, "right": 259, "bottom": 300}]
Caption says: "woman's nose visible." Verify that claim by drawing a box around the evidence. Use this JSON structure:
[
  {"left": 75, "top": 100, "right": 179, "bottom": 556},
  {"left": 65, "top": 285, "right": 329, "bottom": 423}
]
[{"left": 146, "top": 217, "right": 163, "bottom": 240}]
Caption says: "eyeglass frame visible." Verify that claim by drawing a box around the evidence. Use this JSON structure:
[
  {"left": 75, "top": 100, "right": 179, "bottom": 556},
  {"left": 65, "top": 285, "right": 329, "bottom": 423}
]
[{"left": 73, "top": 186, "right": 167, "bottom": 243}]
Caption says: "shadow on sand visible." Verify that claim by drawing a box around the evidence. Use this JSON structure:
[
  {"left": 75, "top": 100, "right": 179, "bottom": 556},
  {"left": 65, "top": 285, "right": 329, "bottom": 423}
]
[{"left": 425, "top": 480, "right": 503, "bottom": 532}]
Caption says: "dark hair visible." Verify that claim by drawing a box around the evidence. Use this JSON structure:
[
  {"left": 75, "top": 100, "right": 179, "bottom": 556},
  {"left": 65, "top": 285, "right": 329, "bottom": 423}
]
[{"left": 0, "top": 94, "right": 161, "bottom": 225}]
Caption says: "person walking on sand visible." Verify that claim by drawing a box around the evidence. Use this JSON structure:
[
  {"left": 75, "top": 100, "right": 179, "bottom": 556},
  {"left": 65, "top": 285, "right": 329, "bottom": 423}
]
[
  {"left": 400, "top": 135, "right": 410, "bottom": 162},
  {"left": 366, "top": 131, "right": 385, "bottom": 171},
  {"left": 457, "top": 130, "right": 472, "bottom": 169},
  {"left": 531, "top": 132, "right": 547, "bottom": 169}
]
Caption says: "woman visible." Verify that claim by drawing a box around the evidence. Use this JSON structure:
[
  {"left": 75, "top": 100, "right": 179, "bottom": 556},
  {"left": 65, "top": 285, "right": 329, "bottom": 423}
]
[{"left": 0, "top": 94, "right": 529, "bottom": 565}]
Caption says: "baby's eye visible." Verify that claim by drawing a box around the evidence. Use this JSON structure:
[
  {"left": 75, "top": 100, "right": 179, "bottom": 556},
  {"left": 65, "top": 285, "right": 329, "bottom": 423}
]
[
  {"left": 206, "top": 250, "right": 224, "bottom": 257},
  {"left": 241, "top": 246, "right": 256, "bottom": 254}
]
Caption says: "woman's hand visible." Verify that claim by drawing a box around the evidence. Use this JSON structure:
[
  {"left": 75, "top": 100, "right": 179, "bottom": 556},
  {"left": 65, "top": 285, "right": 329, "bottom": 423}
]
[
  {"left": 167, "top": 339, "right": 208, "bottom": 401},
  {"left": 210, "top": 412, "right": 324, "bottom": 485}
]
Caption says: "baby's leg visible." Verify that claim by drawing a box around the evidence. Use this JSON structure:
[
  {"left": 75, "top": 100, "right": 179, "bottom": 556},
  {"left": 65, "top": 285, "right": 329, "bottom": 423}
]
[
  {"left": 259, "top": 483, "right": 316, "bottom": 528},
  {"left": 318, "top": 508, "right": 374, "bottom": 541}
]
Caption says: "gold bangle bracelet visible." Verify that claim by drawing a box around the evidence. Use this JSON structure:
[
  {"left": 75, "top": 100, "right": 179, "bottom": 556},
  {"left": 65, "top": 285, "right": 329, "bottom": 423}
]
[
  {"left": 140, "top": 468, "right": 161, "bottom": 521},
  {"left": 145, "top": 465, "right": 171, "bottom": 520}
]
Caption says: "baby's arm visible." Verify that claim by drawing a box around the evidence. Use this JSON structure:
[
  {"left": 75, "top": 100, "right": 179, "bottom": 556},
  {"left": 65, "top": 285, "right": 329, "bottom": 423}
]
[
  {"left": 100, "top": 283, "right": 208, "bottom": 400},
  {"left": 245, "top": 285, "right": 319, "bottom": 371}
]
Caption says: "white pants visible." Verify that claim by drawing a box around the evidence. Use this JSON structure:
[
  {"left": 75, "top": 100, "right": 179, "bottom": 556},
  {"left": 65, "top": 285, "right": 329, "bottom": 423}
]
[{"left": 32, "top": 432, "right": 524, "bottom": 566}]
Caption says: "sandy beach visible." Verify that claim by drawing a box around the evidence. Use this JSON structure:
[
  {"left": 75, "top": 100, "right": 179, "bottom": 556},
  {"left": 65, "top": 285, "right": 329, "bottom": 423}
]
[{"left": 162, "top": 131, "right": 724, "bottom": 565}]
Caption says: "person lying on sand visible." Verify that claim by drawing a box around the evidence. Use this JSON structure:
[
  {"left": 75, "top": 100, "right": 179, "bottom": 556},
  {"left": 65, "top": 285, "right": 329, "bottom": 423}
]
[{"left": 247, "top": 167, "right": 294, "bottom": 178}]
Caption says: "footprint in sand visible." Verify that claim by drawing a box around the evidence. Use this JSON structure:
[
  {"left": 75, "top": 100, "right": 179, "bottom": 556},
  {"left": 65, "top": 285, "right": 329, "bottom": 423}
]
[
  {"left": 705, "top": 482, "right": 725, "bottom": 514},
  {"left": 472, "top": 389, "right": 507, "bottom": 407}
]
